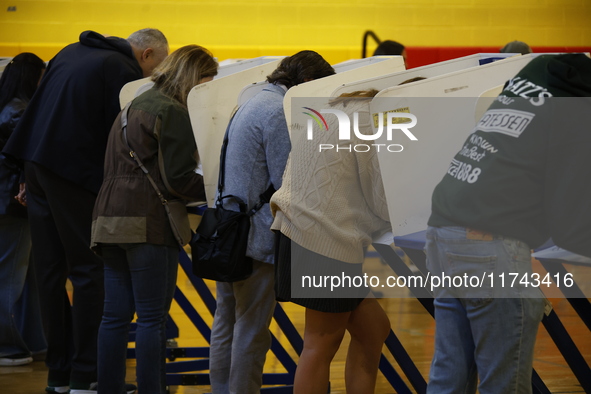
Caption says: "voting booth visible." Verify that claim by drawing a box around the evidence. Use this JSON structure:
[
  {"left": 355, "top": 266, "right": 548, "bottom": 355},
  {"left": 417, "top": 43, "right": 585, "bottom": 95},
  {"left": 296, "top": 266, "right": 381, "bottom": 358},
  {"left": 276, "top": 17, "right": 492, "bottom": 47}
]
[
  {"left": 333, "top": 53, "right": 516, "bottom": 97},
  {"left": 237, "top": 80, "right": 271, "bottom": 107},
  {"left": 284, "top": 52, "right": 590, "bottom": 392},
  {"left": 119, "top": 77, "right": 151, "bottom": 108},
  {"left": 183, "top": 55, "right": 428, "bottom": 393},
  {"left": 119, "top": 56, "right": 286, "bottom": 109},
  {"left": 279, "top": 54, "right": 438, "bottom": 392},
  {"left": 187, "top": 59, "right": 283, "bottom": 206},
  {"left": 214, "top": 56, "right": 284, "bottom": 79},
  {"left": 190, "top": 56, "right": 405, "bottom": 207},
  {"left": 0, "top": 57, "right": 12, "bottom": 75},
  {"left": 120, "top": 51, "right": 589, "bottom": 392},
  {"left": 367, "top": 54, "right": 591, "bottom": 392},
  {"left": 237, "top": 55, "right": 400, "bottom": 111},
  {"left": 279, "top": 53, "right": 555, "bottom": 393},
  {"left": 120, "top": 58, "right": 300, "bottom": 391},
  {"left": 284, "top": 56, "right": 406, "bottom": 136},
  {"left": 331, "top": 55, "right": 402, "bottom": 73},
  {"left": 372, "top": 54, "right": 534, "bottom": 236}
]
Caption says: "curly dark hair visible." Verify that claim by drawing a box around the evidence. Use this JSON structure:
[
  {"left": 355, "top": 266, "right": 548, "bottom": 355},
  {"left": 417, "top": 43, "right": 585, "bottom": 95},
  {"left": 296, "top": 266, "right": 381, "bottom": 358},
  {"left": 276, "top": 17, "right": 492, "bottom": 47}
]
[{"left": 266, "top": 50, "right": 335, "bottom": 89}]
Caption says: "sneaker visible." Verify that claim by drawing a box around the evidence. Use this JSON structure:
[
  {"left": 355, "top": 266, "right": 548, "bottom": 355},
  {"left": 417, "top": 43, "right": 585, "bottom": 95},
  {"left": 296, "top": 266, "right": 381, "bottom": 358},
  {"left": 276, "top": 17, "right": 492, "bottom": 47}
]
[
  {"left": 69, "top": 382, "right": 136, "bottom": 394},
  {"left": 124, "top": 384, "right": 137, "bottom": 394},
  {"left": 69, "top": 382, "right": 97, "bottom": 394},
  {"left": 45, "top": 386, "right": 69, "bottom": 393},
  {"left": 0, "top": 353, "right": 33, "bottom": 366}
]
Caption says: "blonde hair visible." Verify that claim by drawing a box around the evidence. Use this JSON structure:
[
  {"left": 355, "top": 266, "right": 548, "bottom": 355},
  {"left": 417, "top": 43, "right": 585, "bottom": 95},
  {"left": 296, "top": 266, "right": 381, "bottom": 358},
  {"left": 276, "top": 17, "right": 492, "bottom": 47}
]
[{"left": 151, "top": 45, "right": 218, "bottom": 107}]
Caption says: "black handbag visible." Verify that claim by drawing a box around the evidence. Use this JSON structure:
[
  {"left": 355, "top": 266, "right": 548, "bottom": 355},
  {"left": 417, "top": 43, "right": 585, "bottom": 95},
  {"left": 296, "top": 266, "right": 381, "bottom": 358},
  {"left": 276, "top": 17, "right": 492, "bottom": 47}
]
[
  {"left": 191, "top": 122, "right": 275, "bottom": 282},
  {"left": 120, "top": 102, "right": 191, "bottom": 246}
]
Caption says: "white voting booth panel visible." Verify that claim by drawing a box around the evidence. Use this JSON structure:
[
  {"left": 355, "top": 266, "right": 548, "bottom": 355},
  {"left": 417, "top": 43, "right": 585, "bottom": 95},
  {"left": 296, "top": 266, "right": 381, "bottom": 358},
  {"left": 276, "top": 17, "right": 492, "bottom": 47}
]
[
  {"left": 237, "top": 56, "right": 401, "bottom": 110},
  {"left": 238, "top": 80, "right": 270, "bottom": 107},
  {"left": 187, "top": 59, "right": 283, "bottom": 206},
  {"left": 217, "top": 59, "right": 241, "bottom": 66},
  {"left": 373, "top": 54, "right": 535, "bottom": 237},
  {"left": 332, "top": 53, "right": 517, "bottom": 97},
  {"left": 119, "top": 77, "right": 152, "bottom": 109},
  {"left": 119, "top": 57, "right": 286, "bottom": 109},
  {"left": 284, "top": 57, "right": 405, "bottom": 135},
  {"left": 0, "top": 57, "right": 13, "bottom": 75},
  {"left": 215, "top": 56, "right": 285, "bottom": 79},
  {"left": 332, "top": 55, "right": 402, "bottom": 73},
  {"left": 119, "top": 77, "right": 152, "bottom": 108}
]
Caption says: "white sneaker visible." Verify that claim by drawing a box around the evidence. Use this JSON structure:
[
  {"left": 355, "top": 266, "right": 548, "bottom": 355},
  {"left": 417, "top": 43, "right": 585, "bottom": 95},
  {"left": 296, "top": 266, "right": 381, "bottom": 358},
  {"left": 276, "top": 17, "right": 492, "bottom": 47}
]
[
  {"left": 69, "top": 382, "right": 136, "bottom": 394},
  {"left": 0, "top": 354, "right": 33, "bottom": 366},
  {"left": 125, "top": 384, "right": 137, "bottom": 394},
  {"left": 69, "top": 382, "right": 97, "bottom": 394},
  {"left": 44, "top": 385, "right": 69, "bottom": 394}
]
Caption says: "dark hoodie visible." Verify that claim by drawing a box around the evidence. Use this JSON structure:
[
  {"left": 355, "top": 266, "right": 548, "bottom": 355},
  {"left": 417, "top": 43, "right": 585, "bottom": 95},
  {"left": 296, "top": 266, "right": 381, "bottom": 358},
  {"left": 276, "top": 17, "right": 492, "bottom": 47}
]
[
  {"left": 429, "top": 54, "right": 591, "bottom": 257},
  {"left": 3, "top": 31, "right": 143, "bottom": 194}
]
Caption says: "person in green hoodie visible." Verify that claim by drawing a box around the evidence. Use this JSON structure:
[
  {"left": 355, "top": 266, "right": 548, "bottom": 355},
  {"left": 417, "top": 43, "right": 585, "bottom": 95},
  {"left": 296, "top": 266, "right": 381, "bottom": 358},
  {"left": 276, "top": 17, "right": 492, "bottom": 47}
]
[{"left": 425, "top": 54, "right": 591, "bottom": 394}]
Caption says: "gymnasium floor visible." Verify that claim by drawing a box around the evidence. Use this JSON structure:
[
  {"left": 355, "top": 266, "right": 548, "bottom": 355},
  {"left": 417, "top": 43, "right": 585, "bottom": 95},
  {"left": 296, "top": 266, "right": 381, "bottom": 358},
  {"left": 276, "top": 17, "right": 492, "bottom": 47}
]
[{"left": 2, "top": 253, "right": 590, "bottom": 393}]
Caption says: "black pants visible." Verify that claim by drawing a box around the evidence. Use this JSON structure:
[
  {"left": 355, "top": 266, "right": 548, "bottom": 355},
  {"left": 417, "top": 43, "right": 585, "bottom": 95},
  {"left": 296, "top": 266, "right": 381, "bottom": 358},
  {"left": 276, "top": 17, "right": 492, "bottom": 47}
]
[{"left": 25, "top": 162, "right": 104, "bottom": 384}]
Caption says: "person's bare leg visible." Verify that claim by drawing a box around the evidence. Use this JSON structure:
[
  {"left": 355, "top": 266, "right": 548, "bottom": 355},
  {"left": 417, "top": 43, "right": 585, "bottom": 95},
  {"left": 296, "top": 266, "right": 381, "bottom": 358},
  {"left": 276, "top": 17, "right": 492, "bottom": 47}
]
[
  {"left": 293, "top": 308, "right": 350, "bottom": 394},
  {"left": 345, "top": 298, "right": 391, "bottom": 394}
]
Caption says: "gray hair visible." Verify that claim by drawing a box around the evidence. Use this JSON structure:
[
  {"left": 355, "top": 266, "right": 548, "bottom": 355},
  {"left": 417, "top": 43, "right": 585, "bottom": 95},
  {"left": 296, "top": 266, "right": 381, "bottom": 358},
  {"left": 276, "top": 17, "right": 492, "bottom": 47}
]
[{"left": 127, "top": 28, "right": 168, "bottom": 52}]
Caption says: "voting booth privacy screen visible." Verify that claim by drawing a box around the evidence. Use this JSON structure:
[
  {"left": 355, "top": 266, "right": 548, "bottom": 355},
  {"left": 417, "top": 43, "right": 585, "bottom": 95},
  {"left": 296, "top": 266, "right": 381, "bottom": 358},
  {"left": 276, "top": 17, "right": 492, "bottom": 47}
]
[{"left": 285, "top": 95, "right": 591, "bottom": 300}]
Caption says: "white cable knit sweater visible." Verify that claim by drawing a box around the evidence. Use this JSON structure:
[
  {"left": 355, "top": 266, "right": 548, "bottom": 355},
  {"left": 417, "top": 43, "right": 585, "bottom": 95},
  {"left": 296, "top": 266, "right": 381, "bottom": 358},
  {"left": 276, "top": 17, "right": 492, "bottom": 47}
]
[{"left": 270, "top": 98, "right": 391, "bottom": 264}]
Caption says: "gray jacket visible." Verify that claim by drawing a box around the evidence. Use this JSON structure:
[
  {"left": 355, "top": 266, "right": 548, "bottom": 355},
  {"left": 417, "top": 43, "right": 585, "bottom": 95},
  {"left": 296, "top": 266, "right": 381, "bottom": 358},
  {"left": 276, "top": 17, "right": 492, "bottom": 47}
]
[{"left": 221, "top": 83, "right": 290, "bottom": 264}]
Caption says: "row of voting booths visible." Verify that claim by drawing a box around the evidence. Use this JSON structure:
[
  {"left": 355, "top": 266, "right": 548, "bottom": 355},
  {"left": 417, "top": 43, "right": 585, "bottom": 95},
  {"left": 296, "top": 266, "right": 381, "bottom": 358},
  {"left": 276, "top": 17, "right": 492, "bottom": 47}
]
[{"left": 119, "top": 52, "right": 591, "bottom": 393}]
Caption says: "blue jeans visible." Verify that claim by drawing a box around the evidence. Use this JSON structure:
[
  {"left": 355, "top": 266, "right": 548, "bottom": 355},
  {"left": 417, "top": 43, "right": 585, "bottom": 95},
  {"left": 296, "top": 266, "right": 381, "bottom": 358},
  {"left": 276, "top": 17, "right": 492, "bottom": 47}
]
[
  {"left": 0, "top": 215, "right": 46, "bottom": 357},
  {"left": 97, "top": 243, "right": 178, "bottom": 394},
  {"left": 425, "top": 226, "right": 545, "bottom": 394}
]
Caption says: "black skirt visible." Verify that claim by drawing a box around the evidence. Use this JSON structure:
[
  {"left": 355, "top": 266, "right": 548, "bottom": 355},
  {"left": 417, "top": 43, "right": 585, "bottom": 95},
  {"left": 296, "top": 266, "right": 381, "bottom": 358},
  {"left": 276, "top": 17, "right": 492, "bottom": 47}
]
[{"left": 274, "top": 232, "right": 368, "bottom": 313}]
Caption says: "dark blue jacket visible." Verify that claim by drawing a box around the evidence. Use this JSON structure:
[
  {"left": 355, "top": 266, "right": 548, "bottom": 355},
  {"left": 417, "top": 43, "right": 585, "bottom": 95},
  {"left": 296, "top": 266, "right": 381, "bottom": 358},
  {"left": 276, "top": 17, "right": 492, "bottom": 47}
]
[{"left": 3, "top": 31, "right": 143, "bottom": 194}]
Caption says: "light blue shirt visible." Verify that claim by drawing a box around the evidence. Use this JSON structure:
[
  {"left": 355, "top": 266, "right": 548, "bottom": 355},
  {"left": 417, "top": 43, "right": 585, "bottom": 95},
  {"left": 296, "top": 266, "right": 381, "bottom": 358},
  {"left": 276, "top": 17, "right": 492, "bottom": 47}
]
[{"left": 221, "top": 83, "right": 291, "bottom": 263}]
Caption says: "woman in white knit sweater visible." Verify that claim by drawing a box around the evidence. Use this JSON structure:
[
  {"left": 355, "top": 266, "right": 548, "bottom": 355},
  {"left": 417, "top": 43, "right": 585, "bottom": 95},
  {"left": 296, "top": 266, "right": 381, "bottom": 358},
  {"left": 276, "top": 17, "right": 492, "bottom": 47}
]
[{"left": 270, "top": 90, "right": 391, "bottom": 394}]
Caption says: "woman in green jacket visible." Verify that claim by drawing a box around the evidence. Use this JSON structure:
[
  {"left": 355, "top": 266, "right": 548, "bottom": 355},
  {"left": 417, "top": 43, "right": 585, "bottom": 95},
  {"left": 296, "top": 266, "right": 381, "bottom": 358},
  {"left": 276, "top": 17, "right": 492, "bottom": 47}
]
[{"left": 92, "top": 45, "right": 217, "bottom": 394}]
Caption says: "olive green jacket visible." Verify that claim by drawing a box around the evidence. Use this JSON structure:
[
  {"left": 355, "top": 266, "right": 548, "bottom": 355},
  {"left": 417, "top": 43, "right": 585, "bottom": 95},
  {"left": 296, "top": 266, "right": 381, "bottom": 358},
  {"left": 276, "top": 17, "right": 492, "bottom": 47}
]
[{"left": 91, "top": 87, "right": 205, "bottom": 251}]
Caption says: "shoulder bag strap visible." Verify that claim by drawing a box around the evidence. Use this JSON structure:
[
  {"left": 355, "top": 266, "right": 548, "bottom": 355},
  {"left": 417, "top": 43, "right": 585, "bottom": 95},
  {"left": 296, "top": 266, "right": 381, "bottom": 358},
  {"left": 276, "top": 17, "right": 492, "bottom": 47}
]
[
  {"left": 216, "top": 114, "right": 248, "bottom": 212},
  {"left": 217, "top": 113, "right": 275, "bottom": 215},
  {"left": 120, "top": 102, "right": 169, "bottom": 206}
]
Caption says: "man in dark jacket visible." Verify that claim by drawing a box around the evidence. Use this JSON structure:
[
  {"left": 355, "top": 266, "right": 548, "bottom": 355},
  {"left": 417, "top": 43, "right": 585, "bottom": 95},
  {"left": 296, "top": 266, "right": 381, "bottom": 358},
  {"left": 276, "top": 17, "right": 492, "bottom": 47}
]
[
  {"left": 2, "top": 29, "right": 168, "bottom": 394},
  {"left": 425, "top": 54, "right": 591, "bottom": 394}
]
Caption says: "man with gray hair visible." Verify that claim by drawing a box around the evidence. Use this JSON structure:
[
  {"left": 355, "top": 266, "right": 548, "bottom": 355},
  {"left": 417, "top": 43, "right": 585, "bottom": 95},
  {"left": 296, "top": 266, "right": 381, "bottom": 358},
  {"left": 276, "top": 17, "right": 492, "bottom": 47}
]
[
  {"left": 127, "top": 28, "right": 169, "bottom": 77},
  {"left": 3, "top": 28, "right": 168, "bottom": 394}
]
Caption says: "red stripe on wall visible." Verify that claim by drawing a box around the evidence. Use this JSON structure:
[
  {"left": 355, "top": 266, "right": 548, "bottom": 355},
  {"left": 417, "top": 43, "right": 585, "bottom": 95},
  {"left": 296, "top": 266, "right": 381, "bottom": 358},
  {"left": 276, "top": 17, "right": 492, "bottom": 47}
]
[{"left": 405, "top": 47, "right": 591, "bottom": 69}]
